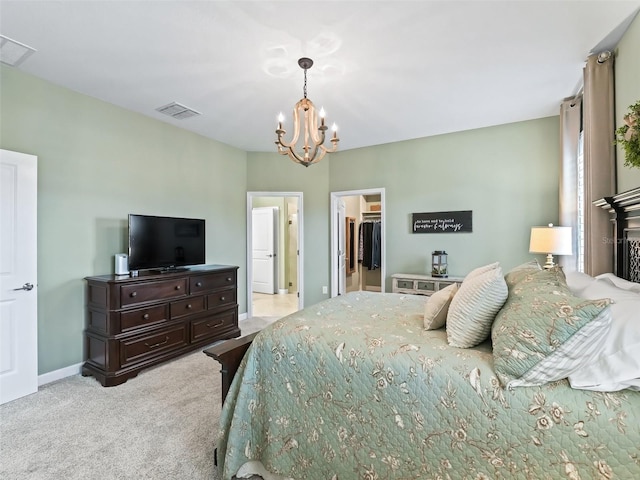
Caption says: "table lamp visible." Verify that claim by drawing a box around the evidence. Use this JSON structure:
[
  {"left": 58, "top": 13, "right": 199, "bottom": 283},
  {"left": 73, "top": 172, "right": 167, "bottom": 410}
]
[{"left": 529, "top": 224, "right": 572, "bottom": 269}]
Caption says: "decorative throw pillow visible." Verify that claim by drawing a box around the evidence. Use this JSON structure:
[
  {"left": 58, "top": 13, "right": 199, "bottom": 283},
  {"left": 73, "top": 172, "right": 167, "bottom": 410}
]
[
  {"left": 491, "top": 267, "right": 612, "bottom": 389},
  {"left": 424, "top": 283, "right": 458, "bottom": 330},
  {"left": 446, "top": 267, "right": 508, "bottom": 348},
  {"left": 464, "top": 261, "right": 500, "bottom": 281},
  {"left": 504, "top": 259, "right": 541, "bottom": 289}
]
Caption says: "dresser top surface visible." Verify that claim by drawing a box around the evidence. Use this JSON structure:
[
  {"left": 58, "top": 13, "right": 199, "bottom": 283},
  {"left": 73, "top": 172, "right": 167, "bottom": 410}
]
[{"left": 86, "top": 264, "right": 238, "bottom": 283}]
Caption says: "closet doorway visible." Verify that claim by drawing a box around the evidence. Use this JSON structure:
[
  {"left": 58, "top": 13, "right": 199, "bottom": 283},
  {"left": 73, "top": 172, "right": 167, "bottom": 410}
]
[
  {"left": 247, "top": 192, "right": 304, "bottom": 320},
  {"left": 330, "top": 188, "right": 386, "bottom": 297}
]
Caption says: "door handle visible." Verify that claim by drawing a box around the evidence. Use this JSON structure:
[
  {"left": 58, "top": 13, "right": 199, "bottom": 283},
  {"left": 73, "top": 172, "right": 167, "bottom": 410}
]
[{"left": 13, "top": 282, "right": 34, "bottom": 291}]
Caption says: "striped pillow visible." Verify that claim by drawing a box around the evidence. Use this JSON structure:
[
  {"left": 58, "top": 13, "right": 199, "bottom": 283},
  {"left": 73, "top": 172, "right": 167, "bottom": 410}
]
[
  {"left": 446, "top": 266, "right": 508, "bottom": 348},
  {"left": 491, "top": 267, "right": 612, "bottom": 388}
]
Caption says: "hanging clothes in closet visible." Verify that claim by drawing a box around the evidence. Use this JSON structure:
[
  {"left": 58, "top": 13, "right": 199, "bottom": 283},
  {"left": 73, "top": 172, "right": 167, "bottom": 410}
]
[{"left": 358, "top": 220, "right": 381, "bottom": 270}]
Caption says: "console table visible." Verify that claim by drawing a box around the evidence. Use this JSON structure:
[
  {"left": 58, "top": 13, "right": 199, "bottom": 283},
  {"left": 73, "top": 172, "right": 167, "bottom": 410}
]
[
  {"left": 82, "top": 264, "right": 240, "bottom": 386},
  {"left": 391, "top": 273, "right": 464, "bottom": 296}
]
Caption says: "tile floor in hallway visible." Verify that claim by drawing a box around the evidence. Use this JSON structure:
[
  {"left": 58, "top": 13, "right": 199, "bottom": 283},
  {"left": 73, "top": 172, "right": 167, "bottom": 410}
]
[
  {"left": 239, "top": 292, "right": 299, "bottom": 335},
  {"left": 252, "top": 292, "right": 298, "bottom": 319}
]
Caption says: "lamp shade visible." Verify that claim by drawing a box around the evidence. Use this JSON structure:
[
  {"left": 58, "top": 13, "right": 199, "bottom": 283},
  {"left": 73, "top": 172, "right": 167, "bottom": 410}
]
[{"left": 529, "top": 225, "right": 573, "bottom": 255}]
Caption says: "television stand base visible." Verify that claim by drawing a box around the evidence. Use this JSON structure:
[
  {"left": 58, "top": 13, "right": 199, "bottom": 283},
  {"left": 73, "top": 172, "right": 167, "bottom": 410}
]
[{"left": 155, "top": 267, "right": 189, "bottom": 274}]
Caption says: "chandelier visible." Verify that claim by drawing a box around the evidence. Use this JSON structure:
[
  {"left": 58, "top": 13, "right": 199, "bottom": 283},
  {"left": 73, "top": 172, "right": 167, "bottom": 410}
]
[{"left": 275, "top": 57, "right": 339, "bottom": 167}]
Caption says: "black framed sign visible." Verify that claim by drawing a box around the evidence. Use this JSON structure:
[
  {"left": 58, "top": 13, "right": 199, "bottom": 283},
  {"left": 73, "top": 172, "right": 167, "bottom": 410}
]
[{"left": 412, "top": 210, "right": 473, "bottom": 233}]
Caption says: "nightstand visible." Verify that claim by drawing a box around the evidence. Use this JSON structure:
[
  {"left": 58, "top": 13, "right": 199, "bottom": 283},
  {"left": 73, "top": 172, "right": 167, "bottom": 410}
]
[{"left": 391, "top": 273, "right": 464, "bottom": 296}]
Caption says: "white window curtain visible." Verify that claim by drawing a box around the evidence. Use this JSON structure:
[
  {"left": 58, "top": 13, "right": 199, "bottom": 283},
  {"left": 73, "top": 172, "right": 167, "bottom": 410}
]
[
  {"left": 559, "top": 96, "right": 582, "bottom": 272},
  {"left": 560, "top": 52, "right": 615, "bottom": 275}
]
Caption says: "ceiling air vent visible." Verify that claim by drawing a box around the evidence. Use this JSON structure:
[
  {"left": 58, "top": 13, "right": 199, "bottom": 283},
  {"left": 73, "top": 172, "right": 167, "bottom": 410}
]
[
  {"left": 0, "top": 35, "right": 36, "bottom": 67},
  {"left": 156, "top": 102, "right": 201, "bottom": 120}
]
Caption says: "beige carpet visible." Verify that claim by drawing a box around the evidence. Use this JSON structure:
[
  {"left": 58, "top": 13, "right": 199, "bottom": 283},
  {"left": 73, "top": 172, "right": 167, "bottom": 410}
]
[
  {"left": 1, "top": 317, "right": 277, "bottom": 480},
  {"left": 0, "top": 349, "right": 224, "bottom": 480}
]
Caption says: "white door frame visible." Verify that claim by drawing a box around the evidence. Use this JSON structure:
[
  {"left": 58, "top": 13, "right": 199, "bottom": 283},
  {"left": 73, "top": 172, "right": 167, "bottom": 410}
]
[
  {"left": 330, "top": 188, "right": 386, "bottom": 297},
  {"left": 247, "top": 192, "right": 304, "bottom": 319}
]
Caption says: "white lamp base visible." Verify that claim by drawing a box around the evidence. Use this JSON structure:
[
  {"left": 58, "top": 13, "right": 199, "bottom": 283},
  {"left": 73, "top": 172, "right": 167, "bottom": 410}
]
[{"left": 543, "top": 253, "right": 556, "bottom": 270}]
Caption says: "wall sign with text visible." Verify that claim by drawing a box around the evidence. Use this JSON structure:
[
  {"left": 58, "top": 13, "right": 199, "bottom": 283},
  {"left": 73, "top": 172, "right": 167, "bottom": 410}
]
[{"left": 412, "top": 210, "right": 473, "bottom": 233}]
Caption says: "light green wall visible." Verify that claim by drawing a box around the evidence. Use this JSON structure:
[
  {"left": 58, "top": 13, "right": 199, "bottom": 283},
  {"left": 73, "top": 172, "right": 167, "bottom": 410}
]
[
  {"left": 0, "top": 65, "right": 247, "bottom": 375},
  {"left": 248, "top": 117, "right": 559, "bottom": 296},
  {"left": 615, "top": 11, "right": 640, "bottom": 192},
  {"left": 247, "top": 155, "right": 330, "bottom": 306},
  {"left": 330, "top": 117, "right": 560, "bottom": 288}
]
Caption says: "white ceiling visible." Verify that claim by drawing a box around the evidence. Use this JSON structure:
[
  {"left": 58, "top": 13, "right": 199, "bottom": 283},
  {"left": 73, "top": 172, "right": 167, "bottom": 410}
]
[{"left": 1, "top": 1, "right": 638, "bottom": 153}]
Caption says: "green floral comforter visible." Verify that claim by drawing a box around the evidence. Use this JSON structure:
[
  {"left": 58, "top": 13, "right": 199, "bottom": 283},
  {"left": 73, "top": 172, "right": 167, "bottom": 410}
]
[{"left": 218, "top": 292, "right": 640, "bottom": 479}]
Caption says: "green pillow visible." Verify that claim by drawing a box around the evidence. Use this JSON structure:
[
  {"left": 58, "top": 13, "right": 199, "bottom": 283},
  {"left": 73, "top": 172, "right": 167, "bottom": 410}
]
[{"left": 491, "top": 267, "right": 612, "bottom": 388}]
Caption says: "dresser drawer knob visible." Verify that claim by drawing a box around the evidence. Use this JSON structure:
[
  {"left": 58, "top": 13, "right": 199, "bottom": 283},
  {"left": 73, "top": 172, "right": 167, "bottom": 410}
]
[
  {"left": 175, "top": 285, "right": 181, "bottom": 290},
  {"left": 143, "top": 313, "right": 150, "bottom": 320},
  {"left": 186, "top": 304, "right": 192, "bottom": 309},
  {"left": 226, "top": 277, "right": 232, "bottom": 282},
  {"left": 130, "top": 292, "right": 137, "bottom": 298},
  {"left": 196, "top": 281, "right": 202, "bottom": 287}
]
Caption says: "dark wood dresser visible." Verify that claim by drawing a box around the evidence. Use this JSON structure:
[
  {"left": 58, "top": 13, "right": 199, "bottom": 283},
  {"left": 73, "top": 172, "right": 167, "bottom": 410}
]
[{"left": 82, "top": 264, "right": 240, "bottom": 386}]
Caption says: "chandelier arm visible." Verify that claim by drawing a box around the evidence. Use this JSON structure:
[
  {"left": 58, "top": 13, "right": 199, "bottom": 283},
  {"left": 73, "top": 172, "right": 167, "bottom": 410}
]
[
  {"left": 318, "top": 137, "right": 339, "bottom": 154},
  {"left": 307, "top": 149, "right": 328, "bottom": 165},
  {"left": 281, "top": 145, "right": 308, "bottom": 165}
]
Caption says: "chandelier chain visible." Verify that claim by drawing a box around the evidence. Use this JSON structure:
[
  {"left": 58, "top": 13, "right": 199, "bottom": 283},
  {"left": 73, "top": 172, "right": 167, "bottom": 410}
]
[{"left": 303, "top": 68, "right": 308, "bottom": 99}]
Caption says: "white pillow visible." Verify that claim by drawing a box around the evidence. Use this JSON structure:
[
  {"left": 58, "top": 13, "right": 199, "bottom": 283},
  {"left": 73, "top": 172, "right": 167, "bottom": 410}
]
[
  {"left": 424, "top": 283, "right": 458, "bottom": 330},
  {"left": 580, "top": 278, "right": 640, "bottom": 303},
  {"left": 595, "top": 273, "right": 640, "bottom": 293},
  {"left": 569, "top": 299, "right": 640, "bottom": 392},
  {"left": 565, "top": 271, "right": 598, "bottom": 297},
  {"left": 447, "top": 267, "right": 508, "bottom": 348},
  {"left": 464, "top": 261, "right": 500, "bottom": 281}
]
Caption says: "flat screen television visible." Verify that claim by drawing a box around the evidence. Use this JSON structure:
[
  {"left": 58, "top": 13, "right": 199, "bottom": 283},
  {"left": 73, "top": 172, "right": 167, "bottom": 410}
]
[{"left": 128, "top": 214, "right": 205, "bottom": 272}]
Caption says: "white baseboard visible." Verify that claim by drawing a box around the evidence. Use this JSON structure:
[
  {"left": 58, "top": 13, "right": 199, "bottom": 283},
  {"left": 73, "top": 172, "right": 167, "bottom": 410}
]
[
  {"left": 38, "top": 362, "right": 83, "bottom": 386},
  {"left": 277, "top": 289, "right": 288, "bottom": 295},
  {"left": 239, "top": 312, "right": 247, "bottom": 321}
]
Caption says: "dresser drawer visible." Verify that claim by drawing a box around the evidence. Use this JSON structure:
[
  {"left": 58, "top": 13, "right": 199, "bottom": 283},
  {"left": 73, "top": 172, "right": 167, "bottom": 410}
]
[
  {"left": 207, "top": 287, "right": 236, "bottom": 310},
  {"left": 120, "top": 324, "right": 188, "bottom": 367},
  {"left": 416, "top": 281, "right": 436, "bottom": 292},
  {"left": 396, "top": 280, "right": 414, "bottom": 289},
  {"left": 120, "top": 304, "right": 169, "bottom": 332},
  {"left": 120, "top": 278, "right": 188, "bottom": 307},
  {"left": 170, "top": 296, "right": 206, "bottom": 320},
  {"left": 190, "top": 307, "right": 237, "bottom": 343},
  {"left": 190, "top": 271, "right": 236, "bottom": 294}
]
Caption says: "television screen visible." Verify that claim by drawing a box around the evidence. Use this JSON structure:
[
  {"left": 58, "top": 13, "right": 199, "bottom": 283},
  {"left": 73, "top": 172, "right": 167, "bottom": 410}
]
[{"left": 128, "top": 214, "right": 205, "bottom": 271}]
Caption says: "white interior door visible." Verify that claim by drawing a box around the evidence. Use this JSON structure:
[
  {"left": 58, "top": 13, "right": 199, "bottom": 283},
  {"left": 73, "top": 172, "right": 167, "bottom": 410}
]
[
  {"left": 0, "top": 149, "right": 38, "bottom": 405},
  {"left": 252, "top": 207, "right": 277, "bottom": 294},
  {"left": 337, "top": 199, "right": 346, "bottom": 295}
]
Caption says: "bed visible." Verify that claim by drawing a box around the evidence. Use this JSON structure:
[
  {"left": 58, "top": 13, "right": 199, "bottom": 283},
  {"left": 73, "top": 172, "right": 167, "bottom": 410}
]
[{"left": 217, "top": 188, "right": 640, "bottom": 480}]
